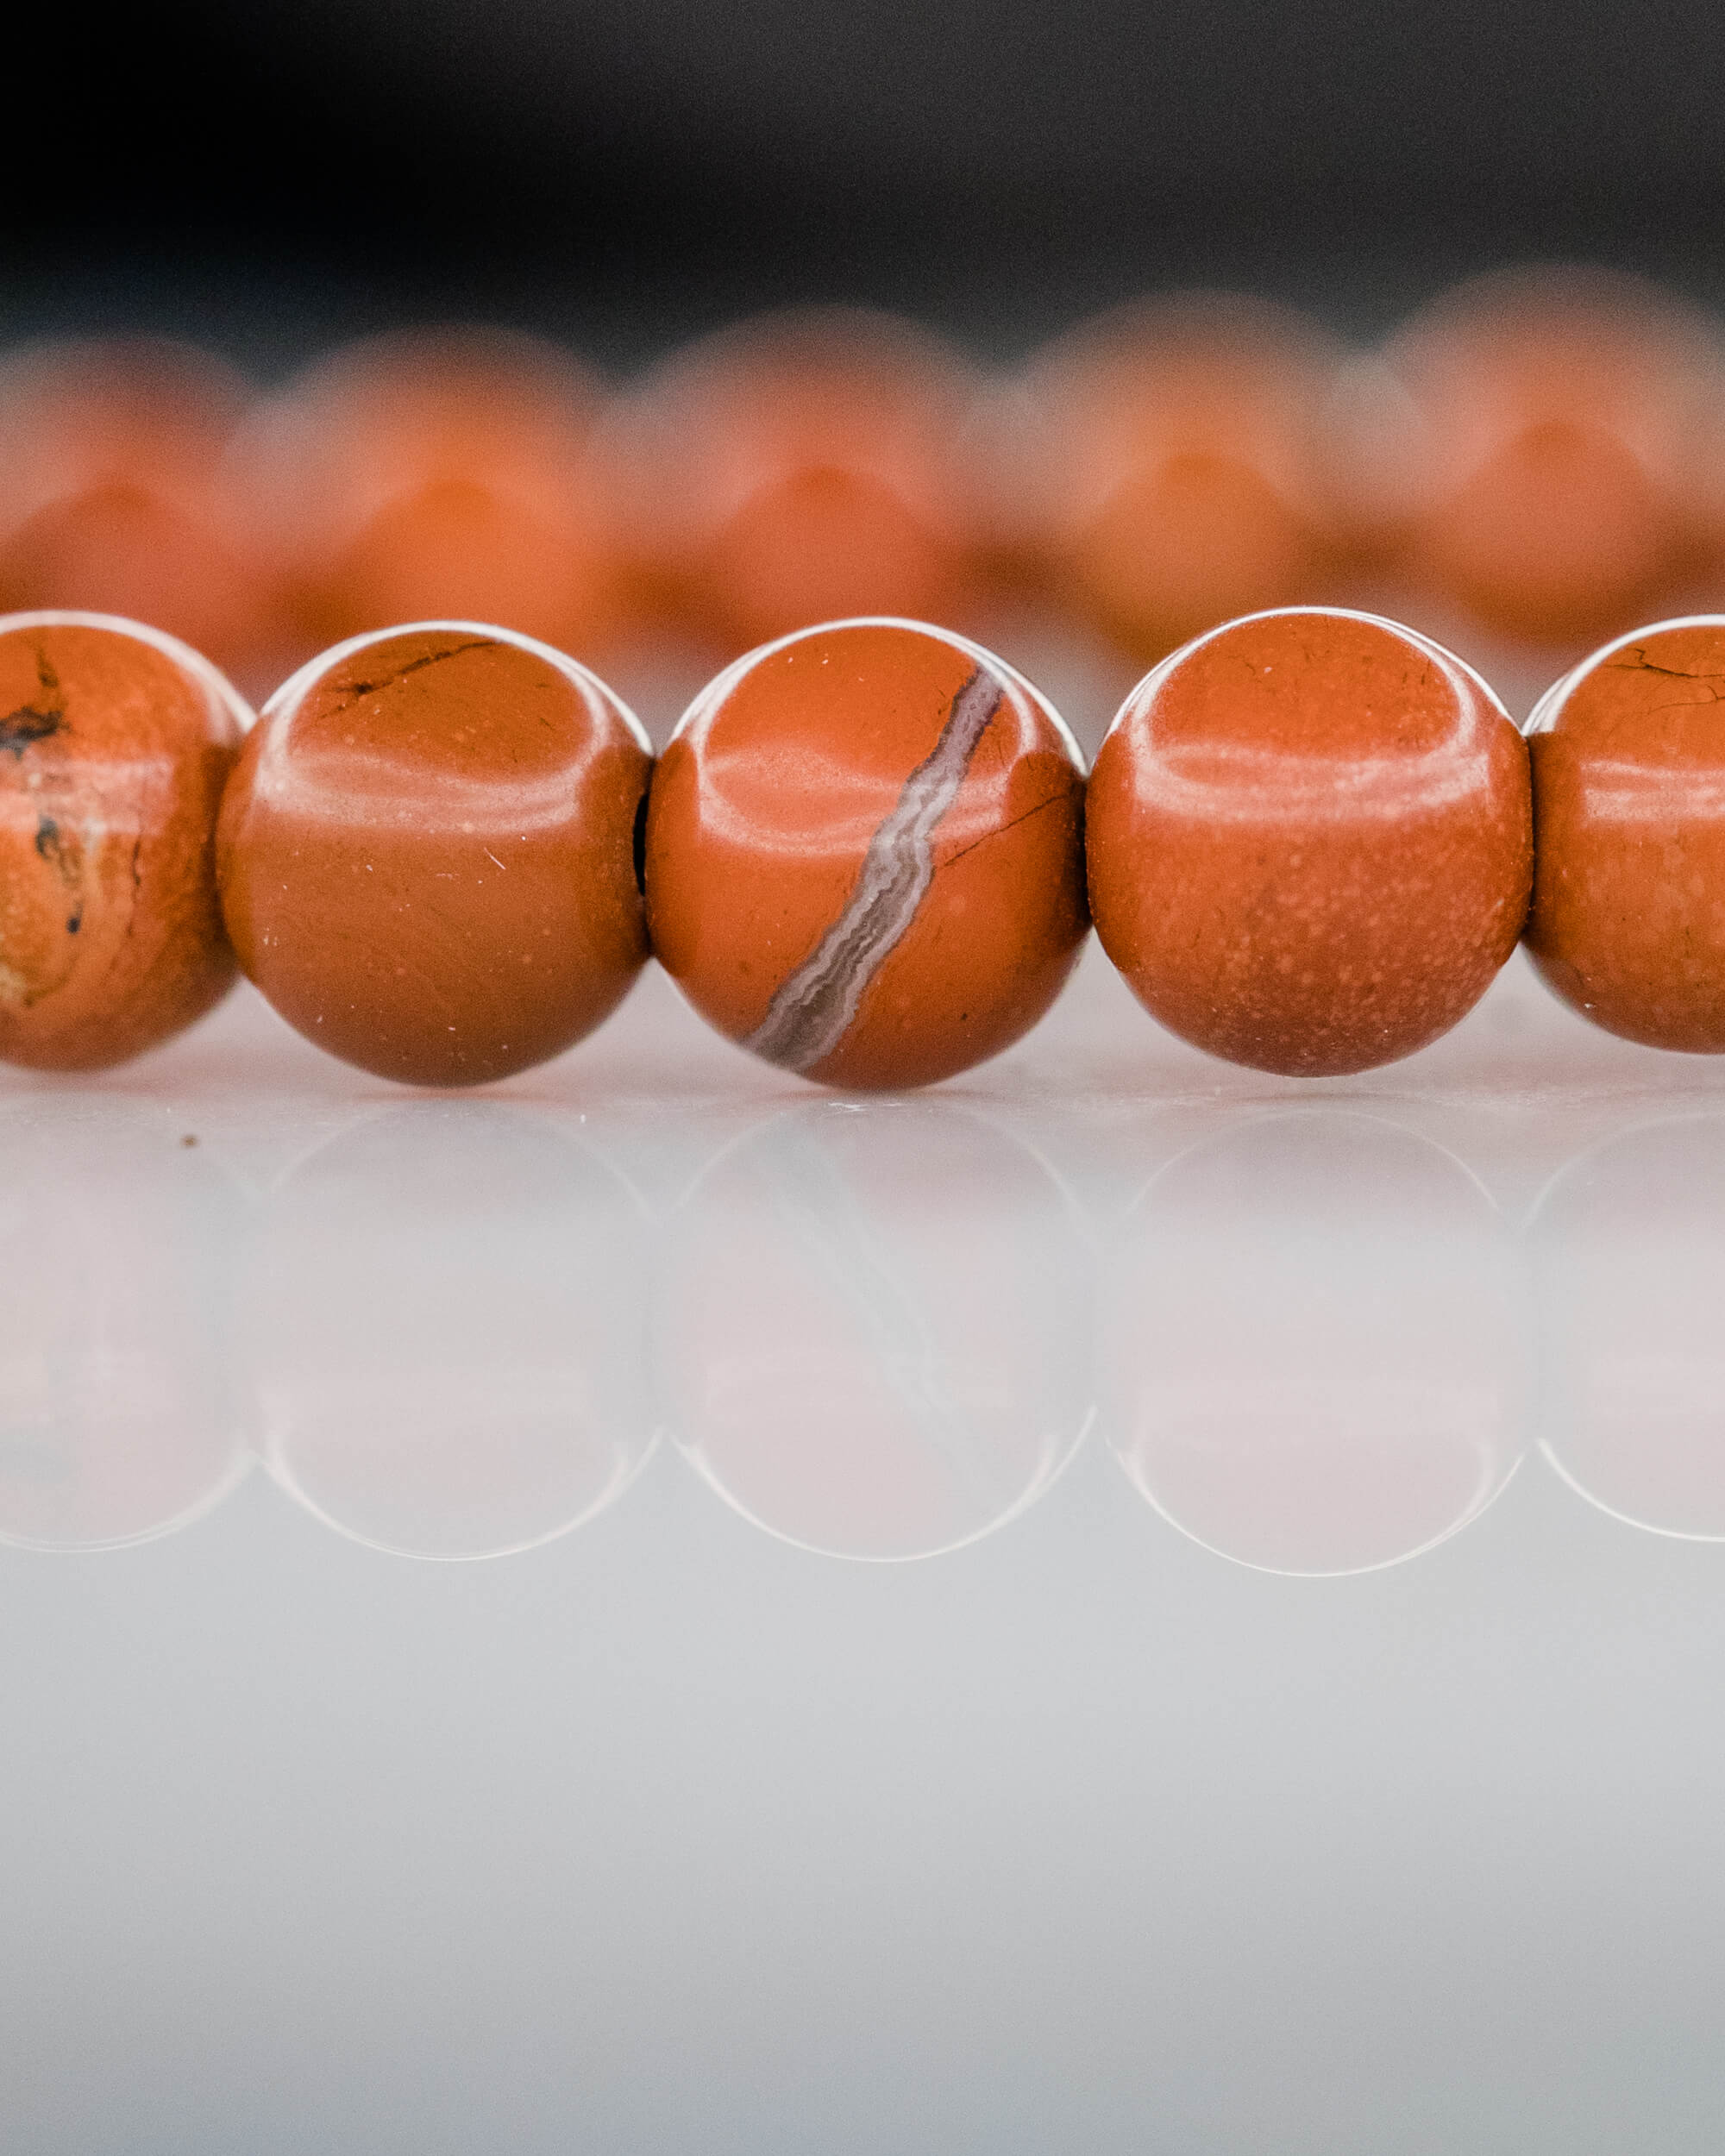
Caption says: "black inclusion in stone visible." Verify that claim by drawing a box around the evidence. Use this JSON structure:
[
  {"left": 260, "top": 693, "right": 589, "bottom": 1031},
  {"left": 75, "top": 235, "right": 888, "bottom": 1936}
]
[
  {"left": 0, "top": 705, "right": 62, "bottom": 757},
  {"left": 632, "top": 785, "right": 650, "bottom": 899}
]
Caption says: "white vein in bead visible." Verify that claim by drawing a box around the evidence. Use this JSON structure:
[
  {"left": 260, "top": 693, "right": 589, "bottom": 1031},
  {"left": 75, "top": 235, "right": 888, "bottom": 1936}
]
[{"left": 743, "top": 666, "right": 1004, "bottom": 1072}]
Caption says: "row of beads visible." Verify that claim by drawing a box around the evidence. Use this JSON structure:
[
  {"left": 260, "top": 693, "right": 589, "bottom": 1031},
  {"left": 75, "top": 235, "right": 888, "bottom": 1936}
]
[
  {"left": 0, "top": 604, "right": 1716, "bottom": 1087},
  {"left": 9, "top": 269, "right": 1725, "bottom": 686}
]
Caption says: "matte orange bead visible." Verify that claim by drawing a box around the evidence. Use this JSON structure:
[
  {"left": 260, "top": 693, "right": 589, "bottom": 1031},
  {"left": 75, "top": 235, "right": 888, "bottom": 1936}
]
[
  {"left": 1366, "top": 273, "right": 1722, "bottom": 646},
  {"left": 644, "top": 618, "right": 1088, "bottom": 1089},
  {"left": 1525, "top": 616, "right": 1725, "bottom": 1050},
  {"left": 1087, "top": 607, "right": 1532, "bottom": 1075},
  {"left": 232, "top": 331, "right": 632, "bottom": 658},
  {"left": 216, "top": 624, "right": 651, "bottom": 1087},
  {"left": 0, "top": 341, "right": 284, "bottom": 678},
  {"left": 0, "top": 612, "right": 248, "bottom": 1069},
  {"left": 1001, "top": 297, "right": 1351, "bottom": 661},
  {"left": 616, "top": 311, "right": 987, "bottom": 655}
]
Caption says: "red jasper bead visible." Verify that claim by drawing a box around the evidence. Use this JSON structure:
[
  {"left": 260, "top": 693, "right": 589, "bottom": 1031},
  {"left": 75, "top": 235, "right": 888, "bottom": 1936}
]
[
  {"left": 999, "top": 296, "right": 1352, "bottom": 661},
  {"left": 0, "top": 611, "right": 248, "bottom": 1069},
  {"left": 644, "top": 618, "right": 1088, "bottom": 1089},
  {"left": 1364, "top": 272, "right": 1722, "bottom": 647},
  {"left": 1525, "top": 616, "right": 1725, "bottom": 1050},
  {"left": 0, "top": 341, "right": 284, "bottom": 678},
  {"left": 1087, "top": 607, "right": 1532, "bottom": 1075},
  {"left": 216, "top": 624, "right": 651, "bottom": 1087},
  {"left": 232, "top": 331, "right": 634, "bottom": 660}
]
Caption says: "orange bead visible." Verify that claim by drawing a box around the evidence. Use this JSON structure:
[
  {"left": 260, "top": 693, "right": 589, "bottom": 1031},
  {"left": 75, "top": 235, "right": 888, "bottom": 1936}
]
[
  {"left": 0, "top": 340, "right": 283, "bottom": 677},
  {"left": 614, "top": 310, "right": 988, "bottom": 655},
  {"left": 216, "top": 624, "right": 651, "bottom": 1087},
  {"left": 999, "top": 296, "right": 1352, "bottom": 661},
  {"left": 1365, "top": 272, "right": 1723, "bottom": 646},
  {"left": 1087, "top": 607, "right": 1532, "bottom": 1075},
  {"left": 232, "top": 330, "right": 632, "bottom": 657},
  {"left": 1525, "top": 616, "right": 1725, "bottom": 1050},
  {"left": 0, "top": 611, "right": 248, "bottom": 1069},
  {"left": 644, "top": 618, "right": 1088, "bottom": 1089}
]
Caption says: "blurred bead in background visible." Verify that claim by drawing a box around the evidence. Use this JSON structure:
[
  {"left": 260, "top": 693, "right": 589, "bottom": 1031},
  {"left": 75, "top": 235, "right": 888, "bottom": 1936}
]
[
  {"left": 229, "top": 328, "right": 636, "bottom": 662},
  {"left": 0, "top": 339, "right": 286, "bottom": 678},
  {"left": 0, "top": 273, "right": 1724, "bottom": 711},
  {"left": 994, "top": 294, "right": 1355, "bottom": 662},
  {"left": 608, "top": 307, "right": 991, "bottom": 656},
  {"left": 1359, "top": 267, "right": 1725, "bottom": 647}
]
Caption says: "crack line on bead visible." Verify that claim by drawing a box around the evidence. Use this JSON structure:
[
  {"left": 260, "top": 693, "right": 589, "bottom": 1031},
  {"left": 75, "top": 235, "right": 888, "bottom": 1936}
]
[
  {"left": 323, "top": 639, "right": 500, "bottom": 717},
  {"left": 1608, "top": 648, "right": 1725, "bottom": 681},
  {"left": 939, "top": 787, "right": 1074, "bottom": 869}
]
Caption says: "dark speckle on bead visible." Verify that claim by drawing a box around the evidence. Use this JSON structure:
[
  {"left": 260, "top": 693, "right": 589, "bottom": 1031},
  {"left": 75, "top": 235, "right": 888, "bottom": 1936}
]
[{"left": 0, "top": 613, "right": 248, "bottom": 1072}]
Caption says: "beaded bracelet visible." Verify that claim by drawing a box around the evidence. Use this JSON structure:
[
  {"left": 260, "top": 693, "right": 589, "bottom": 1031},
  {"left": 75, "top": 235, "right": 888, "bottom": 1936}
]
[{"left": 2, "top": 603, "right": 1722, "bottom": 1088}]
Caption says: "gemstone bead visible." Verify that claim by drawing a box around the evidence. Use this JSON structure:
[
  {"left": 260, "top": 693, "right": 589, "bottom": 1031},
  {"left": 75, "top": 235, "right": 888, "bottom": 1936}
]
[
  {"left": 1086, "top": 606, "right": 1532, "bottom": 1075},
  {"left": 231, "top": 331, "right": 632, "bottom": 660},
  {"left": 1365, "top": 273, "right": 1722, "bottom": 645},
  {"left": 0, "top": 611, "right": 248, "bottom": 1069},
  {"left": 615, "top": 312, "right": 987, "bottom": 656},
  {"left": 1524, "top": 616, "right": 1725, "bottom": 1050},
  {"left": 216, "top": 623, "right": 650, "bottom": 1086},
  {"left": 643, "top": 617, "right": 1088, "bottom": 1089},
  {"left": 1001, "top": 297, "right": 1351, "bottom": 661},
  {"left": 0, "top": 341, "right": 283, "bottom": 679}
]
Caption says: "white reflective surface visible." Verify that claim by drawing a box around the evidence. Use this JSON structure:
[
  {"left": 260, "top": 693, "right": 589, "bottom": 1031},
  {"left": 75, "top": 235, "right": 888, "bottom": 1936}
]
[
  {"left": 1101, "top": 1109, "right": 1527, "bottom": 1575},
  {"left": 4, "top": 931, "right": 1725, "bottom": 2153},
  {"left": 249, "top": 1104, "right": 654, "bottom": 1559}
]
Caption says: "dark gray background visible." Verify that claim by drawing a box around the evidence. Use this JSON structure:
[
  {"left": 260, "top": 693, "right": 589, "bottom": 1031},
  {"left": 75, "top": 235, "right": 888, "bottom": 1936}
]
[{"left": 16, "top": 0, "right": 1725, "bottom": 360}]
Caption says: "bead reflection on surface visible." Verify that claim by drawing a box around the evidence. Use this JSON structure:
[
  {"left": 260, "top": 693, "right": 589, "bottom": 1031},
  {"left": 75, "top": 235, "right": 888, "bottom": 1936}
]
[
  {"left": 657, "top": 1102, "right": 1091, "bottom": 1560},
  {"left": 245, "top": 1105, "right": 653, "bottom": 1560},
  {"left": 1534, "top": 1114, "right": 1725, "bottom": 1539},
  {"left": 0, "top": 1102, "right": 246, "bottom": 1551},
  {"left": 1101, "top": 1111, "right": 1527, "bottom": 1575}
]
